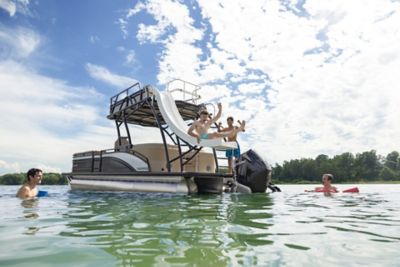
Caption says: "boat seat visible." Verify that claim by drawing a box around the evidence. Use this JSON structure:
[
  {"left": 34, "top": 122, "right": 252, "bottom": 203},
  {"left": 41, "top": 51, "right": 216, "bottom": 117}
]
[{"left": 114, "top": 137, "right": 131, "bottom": 152}]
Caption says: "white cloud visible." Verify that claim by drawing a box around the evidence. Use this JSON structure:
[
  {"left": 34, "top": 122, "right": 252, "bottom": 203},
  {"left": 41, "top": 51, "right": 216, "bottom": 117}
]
[
  {"left": 0, "top": 58, "right": 162, "bottom": 175},
  {"left": 0, "top": 0, "right": 16, "bottom": 16},
  {"left": 0, "top": 26, "right": 41, "bottom": 59},
  {"left": 125, "top": 49, "right": 136, "bottom": 64},
  {"left": 118, "top": 18, "right": 129, "bottom": 39},
  {"left": 0, "top": 0, "right": 30, "bottom": 17},
  {"left": 85, "top": 63, "right": 137, "bottom": 88},
  {"left": 128, "top": 0, "right": 400, "bottom": 164},
  {"left": 0, "top": 60, "right": 117, "bottom": 174},
  {"left": 89, "top": 35, "right": 99, "bottom": 43},
  {"left": 0, "top": 160, "right": 21, "bottom": 173},
  {"left": 124, "top": 0, "right": 204, "bottom": 84}
]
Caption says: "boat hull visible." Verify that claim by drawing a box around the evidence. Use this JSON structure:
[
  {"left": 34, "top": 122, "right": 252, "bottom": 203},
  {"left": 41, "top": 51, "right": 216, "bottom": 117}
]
[{"left": 65, "top": 172, "right": 231, "bottom": 194}]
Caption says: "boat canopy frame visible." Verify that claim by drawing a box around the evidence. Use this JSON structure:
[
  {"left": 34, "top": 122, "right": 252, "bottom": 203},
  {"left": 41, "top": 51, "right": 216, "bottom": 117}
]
[{"left": 107, "top": 81, "right": 225, "bottom": 174}]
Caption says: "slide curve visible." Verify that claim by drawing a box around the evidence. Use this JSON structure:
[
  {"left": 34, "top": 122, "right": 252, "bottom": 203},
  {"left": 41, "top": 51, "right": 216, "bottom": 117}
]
[{"left": 150, "top": 87, "right": 237, "bottom": 150}]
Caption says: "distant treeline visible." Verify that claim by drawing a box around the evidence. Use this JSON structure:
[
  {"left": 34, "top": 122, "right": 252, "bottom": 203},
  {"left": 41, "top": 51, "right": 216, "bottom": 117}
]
[
  {"left": 1, "top": 150, "right": 399, "bottom": 185},
  {"left": 273, "top": 150, "right": 400, "bottom": 183},
  {"left": 0, "top": 173, "right": 67, "bottom": 185}
]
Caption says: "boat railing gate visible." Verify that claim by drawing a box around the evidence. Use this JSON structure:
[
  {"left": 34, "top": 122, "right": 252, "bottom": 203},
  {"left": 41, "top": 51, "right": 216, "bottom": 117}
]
[{"left": 167, "top": 79, "right": 201, "bottom": 105}]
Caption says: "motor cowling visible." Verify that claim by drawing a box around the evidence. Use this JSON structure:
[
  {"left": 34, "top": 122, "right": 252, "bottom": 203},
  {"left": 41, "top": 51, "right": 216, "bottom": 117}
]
[{"left": 235, "top": 149, "right": 270, "bottom": 193}]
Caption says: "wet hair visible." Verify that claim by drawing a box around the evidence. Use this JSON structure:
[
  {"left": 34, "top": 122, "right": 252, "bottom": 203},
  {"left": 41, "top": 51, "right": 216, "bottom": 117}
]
[
  {"left": 227, "top": 116, "right": 234, "bottom": 122},
  {"left": 200, "top": 110, "right": 209, "bottom": 116},
  {"left": 323, "top": 174, "right": 334, "bottom": 181},
  {"left": 27, "top": 168, "right": 42, "bottom": 181}
]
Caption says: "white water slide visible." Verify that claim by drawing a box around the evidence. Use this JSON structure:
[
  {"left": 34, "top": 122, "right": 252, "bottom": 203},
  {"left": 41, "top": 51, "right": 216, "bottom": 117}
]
[{"left": 150, "top": 87, "right": 238, "bottom": 150}]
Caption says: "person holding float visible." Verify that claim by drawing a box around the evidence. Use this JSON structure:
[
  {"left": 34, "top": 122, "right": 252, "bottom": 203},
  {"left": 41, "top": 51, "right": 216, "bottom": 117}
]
[
  {"left": 317, "top": 174, "right": 338, "bottom": 192},
  {"left": 314, "top": 174, "right": 338, "bottom": 196},
  {"left": 305, "top": 173, "right": 359, "bottom": 194},
  {"left": 16, "top": 168, "right": 48, "bottom": 199}
]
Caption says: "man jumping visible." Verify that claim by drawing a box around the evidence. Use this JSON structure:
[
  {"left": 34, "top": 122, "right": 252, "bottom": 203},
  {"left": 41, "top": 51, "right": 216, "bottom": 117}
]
[
  {"left": 218, "top": 116, "right": 242, "bottom": 174},
  {"left": 187, "top": 103, "right": 245, "bottom": 144}
]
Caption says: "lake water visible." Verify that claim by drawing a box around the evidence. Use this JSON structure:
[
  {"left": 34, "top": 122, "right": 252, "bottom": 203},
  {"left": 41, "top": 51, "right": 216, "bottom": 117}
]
[{"left": 0, "top": 184, "right": 399, "bottom": 267}]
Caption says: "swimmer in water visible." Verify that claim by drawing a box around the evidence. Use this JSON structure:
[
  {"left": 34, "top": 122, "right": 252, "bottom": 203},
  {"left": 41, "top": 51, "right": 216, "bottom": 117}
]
[
  {"left": 314, "top": 174, "right": 338, "bottom": 196},
  {"left": 16, "top": 168, "right": 43, "bottom": 199}
]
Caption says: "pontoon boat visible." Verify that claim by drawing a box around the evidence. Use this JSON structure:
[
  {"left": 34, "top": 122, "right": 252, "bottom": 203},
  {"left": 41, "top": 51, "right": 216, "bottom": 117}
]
[{"left": 64, "top": 80, "right": 272, "bottom": 193}]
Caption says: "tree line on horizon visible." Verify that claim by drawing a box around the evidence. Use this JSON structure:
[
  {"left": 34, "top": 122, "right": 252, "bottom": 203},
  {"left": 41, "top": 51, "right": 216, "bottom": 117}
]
[
  {"left": 1, "top": 150, "right": 399, "bottom": 185},
  {"left": 272, "top": 150, "right": 400, "bottom": 183},
  {"left": 0, "top": 173, "right": 67, "bottom": 185}
]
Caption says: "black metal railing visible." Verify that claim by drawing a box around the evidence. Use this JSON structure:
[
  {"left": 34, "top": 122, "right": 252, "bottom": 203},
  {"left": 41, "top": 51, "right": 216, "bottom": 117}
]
[{"left": 110, "top": 82, "right": 141, "bottom": 107}]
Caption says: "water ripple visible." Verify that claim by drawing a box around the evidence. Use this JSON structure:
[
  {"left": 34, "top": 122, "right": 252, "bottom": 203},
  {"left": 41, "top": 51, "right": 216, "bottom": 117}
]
[{"left": 1, "top": 185, "right": 400, "bottom": 266}]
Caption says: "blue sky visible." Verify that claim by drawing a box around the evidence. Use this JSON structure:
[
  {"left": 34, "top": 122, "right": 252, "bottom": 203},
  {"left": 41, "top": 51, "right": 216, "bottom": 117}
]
[
  {"left": 1, "top": 0, "right": 158, "bottom": 90},
  {"left": 1, "top": 0, "right": 400, "bottom": 174}
]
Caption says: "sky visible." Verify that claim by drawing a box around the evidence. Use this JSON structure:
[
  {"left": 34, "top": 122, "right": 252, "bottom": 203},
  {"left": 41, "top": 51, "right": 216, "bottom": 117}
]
[{"left": 1, "top": 0, "right": 400, "bottom": 174}]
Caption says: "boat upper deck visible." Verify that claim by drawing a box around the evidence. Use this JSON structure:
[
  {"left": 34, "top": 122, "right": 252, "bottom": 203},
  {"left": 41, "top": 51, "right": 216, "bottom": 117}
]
[{"left": 107, "top": 82, "right": 204, "bottom": 127}]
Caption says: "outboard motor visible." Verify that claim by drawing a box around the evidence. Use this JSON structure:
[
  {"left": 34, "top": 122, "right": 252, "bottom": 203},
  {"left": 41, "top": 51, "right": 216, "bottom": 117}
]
[{"left": 235, "top": 149, "right": 270, "bottom": 193}]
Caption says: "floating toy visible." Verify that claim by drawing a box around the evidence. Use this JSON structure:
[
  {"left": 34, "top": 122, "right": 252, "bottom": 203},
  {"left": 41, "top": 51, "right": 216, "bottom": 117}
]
[
  {"left": 305, "top": 187, "right": 359, "bottom": 193},
  {"left": 37, "top": 190, "right": 48, "bottom": 197},
  {"left": 342, "top": 187, "right": 359, "bottom": 193}
]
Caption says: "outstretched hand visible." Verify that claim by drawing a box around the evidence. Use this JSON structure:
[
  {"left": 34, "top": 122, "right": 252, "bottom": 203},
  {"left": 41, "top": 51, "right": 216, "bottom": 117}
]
[
  {"left": 217, "top": 102, "right": 222, "bottom": 109},
  {"left": 237, "top": 120, "right": 246, "bottom": 132}
]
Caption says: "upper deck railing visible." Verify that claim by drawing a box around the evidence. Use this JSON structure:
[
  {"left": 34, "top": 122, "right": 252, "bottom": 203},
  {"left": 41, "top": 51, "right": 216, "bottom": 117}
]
[
  {"left": 166, "top": 79, "right": 201, "bottom": 104},
  {"left": 108, "top": 79, "right": 203, "bottom": 125},
  {"left": 110, "top": 82, "right": 142, "bottom": 107}
]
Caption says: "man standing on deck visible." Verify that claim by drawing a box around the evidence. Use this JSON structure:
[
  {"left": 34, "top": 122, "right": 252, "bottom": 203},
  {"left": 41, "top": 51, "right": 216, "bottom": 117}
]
[
  {"left": 218, "top": 117, "right": 242, "bottom": 174},
  {"left": 187, "top": 103, "right": 245, "bottom": 144},
  {"left": 16, "top": 168, "right": 43, "bottom": 199}
]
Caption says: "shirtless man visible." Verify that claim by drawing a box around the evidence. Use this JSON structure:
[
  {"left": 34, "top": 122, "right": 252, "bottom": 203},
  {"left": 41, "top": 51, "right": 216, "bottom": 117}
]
[
  {"left": 16, "top": 168, "right": 43, "bottom": 199},
  {"left": 314, "top": 174, "right": 338, "bottom": 196},
  {"left": 187, "top": 103, "right": 245, "bottom": 144},
  {"left": 218, "top": 117, "right": 242, "bottom": 173}
]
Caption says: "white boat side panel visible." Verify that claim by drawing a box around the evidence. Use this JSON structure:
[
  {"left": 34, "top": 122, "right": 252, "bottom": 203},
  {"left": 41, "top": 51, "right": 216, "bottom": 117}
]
[
  {"left": 150, "top": 87, "right": 237, "bottom": 150},
  {"left": 107, "top": 152, "right": 149, "bottom": 171},
  {"left": 70, "top": 178, "right": 190, "bottom": 193},
  {"left": 72, "top": 174, "right": 185, "bottom": 183}
]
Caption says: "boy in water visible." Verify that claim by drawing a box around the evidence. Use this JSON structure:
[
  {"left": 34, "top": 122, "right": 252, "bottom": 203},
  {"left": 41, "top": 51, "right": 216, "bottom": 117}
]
[
  {"left": 218, "top": 116, "right": 242, "bottom": 174},
  {"left": 16, "top": 168, "right": 43, "bottom": 199},
  {"left": 187, "top": 103, "right": 245, "bottom": 144}
]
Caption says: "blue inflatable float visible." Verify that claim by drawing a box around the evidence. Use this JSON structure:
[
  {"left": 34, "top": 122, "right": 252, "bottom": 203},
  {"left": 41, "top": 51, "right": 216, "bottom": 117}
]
[{"left": 37, "top": 190, "right": 48, "bottom": 197}]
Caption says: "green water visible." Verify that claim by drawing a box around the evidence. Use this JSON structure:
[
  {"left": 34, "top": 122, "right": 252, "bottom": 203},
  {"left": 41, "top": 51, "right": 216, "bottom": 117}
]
[{"left": 0, "top": 185, "right": 399, "bottom": 267}]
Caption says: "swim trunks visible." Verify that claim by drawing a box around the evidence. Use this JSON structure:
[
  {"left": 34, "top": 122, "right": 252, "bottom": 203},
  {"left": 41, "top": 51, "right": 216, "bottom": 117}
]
[
  {"left": 226, "top": 141, "right": 240, "bottom": 158},
  {"left": 200, "top": 133, "right": 209, "bottom": 139}
]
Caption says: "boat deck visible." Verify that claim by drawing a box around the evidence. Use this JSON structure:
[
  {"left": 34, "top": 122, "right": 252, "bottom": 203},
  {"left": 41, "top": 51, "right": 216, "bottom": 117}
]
[{"left": 107, "top": 83, "right": 204, "bottom": 127}]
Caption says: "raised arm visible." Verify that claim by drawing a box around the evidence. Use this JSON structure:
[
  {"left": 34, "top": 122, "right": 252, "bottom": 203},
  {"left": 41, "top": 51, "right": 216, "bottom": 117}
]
[{"left": 210, "top": 103, "right": 222, "bottom": 124}]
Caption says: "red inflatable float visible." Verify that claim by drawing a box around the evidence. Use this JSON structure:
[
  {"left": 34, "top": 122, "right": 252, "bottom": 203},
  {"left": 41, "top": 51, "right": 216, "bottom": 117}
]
[
  {"left": 305, "top": 187, "right": 359, "bottom": 193},
  {"left": 342, "top": 187, "right": 359, "bottom": 193}
]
